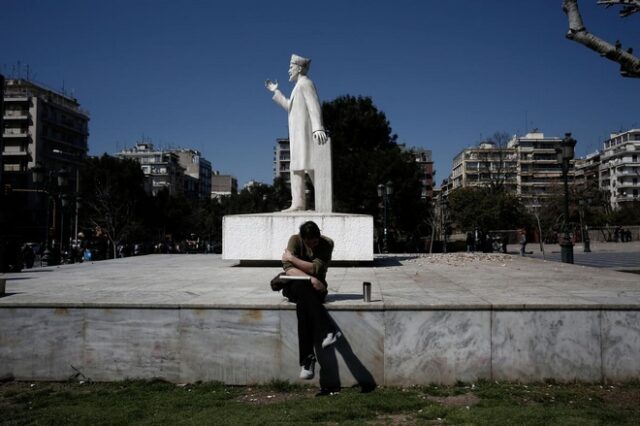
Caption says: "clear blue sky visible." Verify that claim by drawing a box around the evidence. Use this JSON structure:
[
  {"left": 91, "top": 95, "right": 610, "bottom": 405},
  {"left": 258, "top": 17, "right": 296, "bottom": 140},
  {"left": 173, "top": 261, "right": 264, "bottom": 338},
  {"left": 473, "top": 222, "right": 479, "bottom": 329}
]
[{"left": 2, "top": 1, "right": 639, "bottom": 186}]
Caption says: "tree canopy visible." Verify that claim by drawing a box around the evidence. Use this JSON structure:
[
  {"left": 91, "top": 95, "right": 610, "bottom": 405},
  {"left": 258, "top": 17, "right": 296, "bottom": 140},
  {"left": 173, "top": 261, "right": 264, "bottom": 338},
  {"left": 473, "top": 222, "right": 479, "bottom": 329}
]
[
  {"left": 80, "top": 154, "right": 149, "bottom": 257},
  {"left": 448, "top": 187, "right": 530, "bottom": 232},
  {"left": 323, "top": 95, "right": 430, "bottom": 240}
]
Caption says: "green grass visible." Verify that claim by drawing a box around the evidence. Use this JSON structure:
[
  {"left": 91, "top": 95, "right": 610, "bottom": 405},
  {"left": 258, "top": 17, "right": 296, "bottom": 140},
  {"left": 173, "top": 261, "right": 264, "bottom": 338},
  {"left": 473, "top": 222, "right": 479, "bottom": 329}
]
[{"left": 1, "top": 379, "right": 639, "bottom": 425}]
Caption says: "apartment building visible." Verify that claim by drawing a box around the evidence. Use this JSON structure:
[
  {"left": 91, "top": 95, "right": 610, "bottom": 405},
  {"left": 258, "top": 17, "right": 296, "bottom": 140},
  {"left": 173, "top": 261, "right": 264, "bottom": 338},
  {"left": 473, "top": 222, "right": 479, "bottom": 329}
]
[
  {"left": 273, "top": 138, "right": 290, "bottom": 183},
  {"left": 1, "top": 78, "right": 90, "bottom": 242},
  {"left": 2, "top": 78, "right": 89, "bottom": 187},
  {"left": 451, "top": 142, "right": 517, "bottom": 192},
  {"left": 445, "top": 131, "right": 575, "bottom": 210},
  {"left": 574, "top": 151, "right": 601, "bottom": 190},
  {"left": 409, "top": 148, "right": 435, "bottom": 199},
  {"left": 211, "top": 173, "right": 237, "bottom": 198},
  {"left": 508, "top": 131, "right": 574, "bottom": 209},
  {"left": 116, "top": 142, "right": 185, "bottom": 196},
  {"left": 172, "top": 149, "right": 212, "bottom": 200},
  {"left": 599, "top": 129, "right": 640, "bottom": 209}
]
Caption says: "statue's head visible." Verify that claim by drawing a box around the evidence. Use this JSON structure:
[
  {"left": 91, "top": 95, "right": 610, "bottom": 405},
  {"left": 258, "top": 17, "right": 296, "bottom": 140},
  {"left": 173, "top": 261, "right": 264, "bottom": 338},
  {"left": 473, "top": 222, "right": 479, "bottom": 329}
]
[{"left": 289, "top": 54, "right": 311, "bottom": 81}]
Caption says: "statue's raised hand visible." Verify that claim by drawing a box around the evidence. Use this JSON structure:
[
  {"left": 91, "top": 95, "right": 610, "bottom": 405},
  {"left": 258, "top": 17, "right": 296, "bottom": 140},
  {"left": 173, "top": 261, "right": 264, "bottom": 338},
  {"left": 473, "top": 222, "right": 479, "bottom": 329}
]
[{"left": 265, "top": 79, "right": 278, "bottom": 92}]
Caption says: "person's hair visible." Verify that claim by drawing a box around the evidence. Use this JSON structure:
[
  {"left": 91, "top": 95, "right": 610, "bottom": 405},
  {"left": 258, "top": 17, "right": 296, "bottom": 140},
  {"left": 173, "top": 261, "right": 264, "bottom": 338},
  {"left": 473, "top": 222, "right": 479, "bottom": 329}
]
[{"left": 299, "top": 221, "right": 321, "bottom": 240}]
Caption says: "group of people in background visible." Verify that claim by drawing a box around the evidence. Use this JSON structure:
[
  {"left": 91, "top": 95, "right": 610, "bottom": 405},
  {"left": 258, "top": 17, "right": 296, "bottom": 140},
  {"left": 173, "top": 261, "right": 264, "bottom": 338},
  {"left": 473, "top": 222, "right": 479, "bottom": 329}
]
[{"left": 613, "top": 226, "right": 633, "bottom": 243}]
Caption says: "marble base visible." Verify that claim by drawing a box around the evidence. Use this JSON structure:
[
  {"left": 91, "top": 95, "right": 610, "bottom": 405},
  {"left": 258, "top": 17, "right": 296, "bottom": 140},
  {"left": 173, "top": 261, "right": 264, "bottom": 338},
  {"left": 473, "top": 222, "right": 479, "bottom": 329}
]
[
  {"left": 2, "top": 306, "right": 638, "bottom": 385},
  {"left": 2, "top": 254, "right": 639, "bottom": 385},
  {"left": 222, "top": 212, "right": 374, "bottom": 261}
]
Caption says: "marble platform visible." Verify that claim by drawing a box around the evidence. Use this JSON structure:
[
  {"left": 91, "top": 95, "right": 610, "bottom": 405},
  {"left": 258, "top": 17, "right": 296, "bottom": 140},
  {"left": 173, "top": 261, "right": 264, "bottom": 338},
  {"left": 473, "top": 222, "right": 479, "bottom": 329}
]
[
  {"left": 0, "top": 253, "right": 639, "bottom": 386},
  {"left": 222, "top": 212, "right": 373, "bottom": 261}
]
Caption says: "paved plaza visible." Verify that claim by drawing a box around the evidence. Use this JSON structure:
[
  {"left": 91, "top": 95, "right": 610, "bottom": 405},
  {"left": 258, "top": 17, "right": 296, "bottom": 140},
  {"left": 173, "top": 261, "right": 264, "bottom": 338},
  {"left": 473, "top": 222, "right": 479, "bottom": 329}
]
[
  {"left": 509, "top": 241, "right": 640, "bottom": 271},
  {"left": 2, "top": 250, "right": 639, "bottom": 309}
]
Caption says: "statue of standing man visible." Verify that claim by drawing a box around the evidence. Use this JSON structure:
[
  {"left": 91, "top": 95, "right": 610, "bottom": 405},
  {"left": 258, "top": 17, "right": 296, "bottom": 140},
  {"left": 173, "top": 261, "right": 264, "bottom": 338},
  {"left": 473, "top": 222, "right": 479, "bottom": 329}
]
[{"left": 266, "top": 54, "right": 333, "bottom": 213}]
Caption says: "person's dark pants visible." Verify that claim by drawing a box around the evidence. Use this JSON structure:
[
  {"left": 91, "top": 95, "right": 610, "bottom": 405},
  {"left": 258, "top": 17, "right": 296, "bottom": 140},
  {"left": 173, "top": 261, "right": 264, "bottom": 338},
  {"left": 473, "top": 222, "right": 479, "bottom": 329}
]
[{"left": 286, "top": 281, "right": 332, "bottom": 365}]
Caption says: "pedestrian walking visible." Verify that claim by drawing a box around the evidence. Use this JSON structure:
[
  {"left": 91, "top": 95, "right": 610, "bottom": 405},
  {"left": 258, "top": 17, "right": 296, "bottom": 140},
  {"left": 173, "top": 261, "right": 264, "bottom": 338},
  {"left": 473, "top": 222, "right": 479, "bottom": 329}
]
[{"left": 518, "top": 228, "right": 527, "bottom": 256}]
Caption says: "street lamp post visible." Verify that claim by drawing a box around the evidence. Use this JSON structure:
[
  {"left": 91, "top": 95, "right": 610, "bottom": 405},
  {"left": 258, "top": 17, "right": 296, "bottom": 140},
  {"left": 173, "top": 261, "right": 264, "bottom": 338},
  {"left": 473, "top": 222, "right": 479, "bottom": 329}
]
[
  {"left": 31, "top": 164, "right": 69, "bottom": 265},
  {"left": 556, "top": 133, "right": 576, "bottom": 264},
  {"left": 377, "top": 181, "right": 393, "bottom": 253},
  {"left": 440, "top": 197, "right": 449, "bottom": 253}
]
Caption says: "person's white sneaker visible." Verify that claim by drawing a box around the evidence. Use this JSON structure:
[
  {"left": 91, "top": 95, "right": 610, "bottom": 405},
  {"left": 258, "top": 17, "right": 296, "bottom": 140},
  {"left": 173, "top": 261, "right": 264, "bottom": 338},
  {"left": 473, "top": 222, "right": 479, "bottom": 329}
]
[
  {"left": 321, "top": 331, "right": 342, "bottom": 348},
  {"left": 299, "top": 355, "right": 315, "bottom": 380}
]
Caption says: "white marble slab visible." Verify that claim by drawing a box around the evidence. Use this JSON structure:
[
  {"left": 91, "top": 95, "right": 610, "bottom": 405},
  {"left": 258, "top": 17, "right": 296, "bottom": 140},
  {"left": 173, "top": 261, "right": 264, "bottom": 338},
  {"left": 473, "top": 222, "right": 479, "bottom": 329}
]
[
  {"left": 492, "top": 311, "right": 602, "bottom": 382},
  {"left": 384, "top": 311, "right": 491, "bottom": 385},
  {"left": 222, "top": 212, "right": 373, "bottom": 261},
  {"left": 601, "top": 311, "right": 640, "bottom": 381},
  {"left": 179, "top": 309, "right": 282, "bottom": 384},
  {"left": 0, "top": 308, "right": 84, "bottom": 380},
  {"left": 82, "top": 308, "right": 181, "bottom": 382},
  {"left": 277, "top": 309, "right": 383, "bottom": 388}
]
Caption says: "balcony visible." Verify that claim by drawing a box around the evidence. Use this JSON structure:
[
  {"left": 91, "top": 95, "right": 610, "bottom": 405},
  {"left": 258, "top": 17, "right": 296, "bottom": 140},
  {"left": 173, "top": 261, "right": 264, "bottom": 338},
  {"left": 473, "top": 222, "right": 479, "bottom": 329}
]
[
  {"left": 4, "top": 95, "right": 30, "bottom": 103},
  {"left": 617, "top": 195, "right": 640, "bottom": 203},
  {"left": 3, "top": 111, "right": 29, "bottom": 120},
  {"left": 43, "top": 115, "right": 89, "bottom": 135},
  {"left": 616, "top": 180, "right": 639, "bottom": 189},
  {"left": 3, "top": 129, "right": 30, "bottom": 138},
  {"left": 2, "top": 145, "right": 30, "bottom": 157}
]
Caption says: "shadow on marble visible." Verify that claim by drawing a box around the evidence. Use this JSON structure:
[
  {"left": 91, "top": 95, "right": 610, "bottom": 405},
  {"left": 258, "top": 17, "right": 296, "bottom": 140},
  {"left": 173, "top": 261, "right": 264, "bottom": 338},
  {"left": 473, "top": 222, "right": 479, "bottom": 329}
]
[
  {"left": 316, "top": 316, "right": 377, "bottom": 392},
  {"left": 0, "top": 293, "right": 22, "bottom": 298},
  {"left": 372, "top": 258, "right": 405, "bottom": 267},
  {"left": 326, "top": 293, "right": 364, "bottom": 302}
]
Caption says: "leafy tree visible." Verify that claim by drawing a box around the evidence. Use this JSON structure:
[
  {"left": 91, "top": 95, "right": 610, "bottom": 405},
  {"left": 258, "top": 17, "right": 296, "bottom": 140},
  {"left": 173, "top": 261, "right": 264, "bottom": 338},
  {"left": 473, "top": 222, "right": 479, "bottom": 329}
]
[
  {"left": 80, "top": 155, "right": 149, "bottom": 258},
  {"left": 611, "top": 201, "right": 640, "bottom": 225},
  {"left": 147, "top": 189, "right": 196, "bottom": 242},
  {"left": 448, "top": 187, "right": 531, "bottom": 232},
  {"left": 322, "top": 95, "right": 430, "bottom": 241}
]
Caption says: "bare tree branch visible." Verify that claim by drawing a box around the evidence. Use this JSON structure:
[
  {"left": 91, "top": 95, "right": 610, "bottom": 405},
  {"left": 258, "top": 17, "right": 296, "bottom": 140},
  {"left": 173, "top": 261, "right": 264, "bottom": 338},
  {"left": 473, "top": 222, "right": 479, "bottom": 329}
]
[
  {"left": 563, "top": 0, "right": 640, "bottom": 77},
  {"left": 597, "top": 0, "right": 640, "bottom": 17},
  {"left": 86, "top": 179, "right": 136, "bottom": 258}
]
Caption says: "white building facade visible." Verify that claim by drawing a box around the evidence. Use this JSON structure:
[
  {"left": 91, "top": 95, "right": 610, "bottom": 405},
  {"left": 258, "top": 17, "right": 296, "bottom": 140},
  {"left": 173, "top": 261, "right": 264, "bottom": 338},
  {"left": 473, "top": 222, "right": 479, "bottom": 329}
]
[
  {"left": 116, "top": 143, "right": 185, "bottom": 196},
  {"left": 273, "top": 138, "right": 290, "bottom": 183},
  {"left": 508, "top": 131, "right": 574, "bottom": 209},
  {"left": 173, "top": 149, "right": 212, "bottom": 200},
  {"left": 451, "top": 142, "right": 517, "bottom": 192},
  {"left": 599, "top": 129, "right": 640, "bottom": 209}
]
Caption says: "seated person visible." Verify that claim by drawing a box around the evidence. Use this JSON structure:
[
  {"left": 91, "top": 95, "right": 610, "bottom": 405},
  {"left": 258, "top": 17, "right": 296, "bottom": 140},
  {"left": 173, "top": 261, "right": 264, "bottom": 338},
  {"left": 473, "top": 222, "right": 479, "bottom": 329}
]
[{"left": 282, "top": 221, "right": 341, "bottom": 380}]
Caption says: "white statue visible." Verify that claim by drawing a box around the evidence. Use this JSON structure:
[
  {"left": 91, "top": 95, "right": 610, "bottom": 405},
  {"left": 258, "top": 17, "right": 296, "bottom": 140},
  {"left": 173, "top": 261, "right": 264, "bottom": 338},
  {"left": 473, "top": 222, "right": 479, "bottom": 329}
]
[{"left": 266, "top": 54, "right": 333, "bottom": 213}]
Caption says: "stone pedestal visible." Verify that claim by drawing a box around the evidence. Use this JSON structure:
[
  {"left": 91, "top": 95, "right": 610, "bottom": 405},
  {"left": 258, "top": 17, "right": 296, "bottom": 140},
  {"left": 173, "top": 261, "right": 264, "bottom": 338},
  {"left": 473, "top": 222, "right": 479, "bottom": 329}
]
[{"left": 222, "top": 212, "right": 373, "bottom": 261}]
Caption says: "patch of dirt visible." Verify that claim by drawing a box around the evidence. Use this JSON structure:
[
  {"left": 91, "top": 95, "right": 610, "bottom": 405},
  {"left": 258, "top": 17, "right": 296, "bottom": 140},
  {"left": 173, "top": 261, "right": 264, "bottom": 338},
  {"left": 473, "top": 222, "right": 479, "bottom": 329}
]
[
  {"left": 404, "top": 253, "right": 514, "bottom": 267},
  {"left": 600, "top": 387, "right": 640, "bottom": 409},
  {"left": 426, "top": 393, "right": 480, "bottom": 407},
  {"left": 369, "top": 413, "right": 418, "bottom": 425},
  {"left": 235, "top": 387, "right": 311, "bottom": 405}
]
